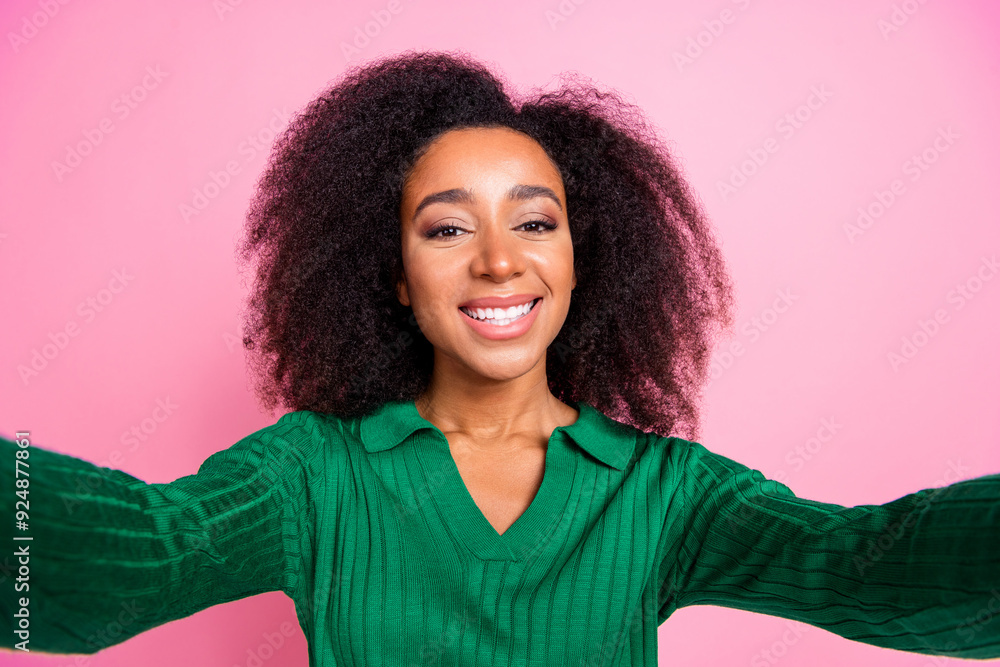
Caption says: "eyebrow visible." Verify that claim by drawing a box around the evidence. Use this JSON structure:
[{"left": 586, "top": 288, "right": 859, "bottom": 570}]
[{"left": 411, "top": 184, "right": 564, "bottom": 219}]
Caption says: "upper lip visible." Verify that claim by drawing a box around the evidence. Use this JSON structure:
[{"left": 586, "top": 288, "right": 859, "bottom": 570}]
[{"left": 459, "top": 294, "right": 541, "bottom": 309}]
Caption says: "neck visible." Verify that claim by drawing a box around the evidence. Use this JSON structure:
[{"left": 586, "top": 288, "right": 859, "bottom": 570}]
[{"left": 414, "top": 354, "right": 578, "bottom": 454}]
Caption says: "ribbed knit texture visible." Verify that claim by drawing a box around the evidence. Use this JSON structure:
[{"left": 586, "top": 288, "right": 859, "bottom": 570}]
[{"left": 1, "top": 400, "right": 998, "bottom": 665}]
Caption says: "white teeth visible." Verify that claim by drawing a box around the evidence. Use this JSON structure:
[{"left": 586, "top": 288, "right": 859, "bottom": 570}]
[{"left": 461, "top": 299, "right": 537, "bottom": 325}]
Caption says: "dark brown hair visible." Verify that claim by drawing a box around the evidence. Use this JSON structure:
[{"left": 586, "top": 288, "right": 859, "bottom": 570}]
[{"left": 237, "top": 49, "right": 735, "bottom": 439}]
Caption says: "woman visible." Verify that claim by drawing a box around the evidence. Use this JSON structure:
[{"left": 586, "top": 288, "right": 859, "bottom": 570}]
[{"left": 2, "top": 50, "right": 998, "bottom": 665}]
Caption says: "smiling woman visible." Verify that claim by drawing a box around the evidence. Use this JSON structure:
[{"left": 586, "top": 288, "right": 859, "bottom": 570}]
[
  {"left": 395, "top": 125, "right": 580, "bottom": 534},
  {"left": 1, "top": 50, "right": 999, "bottom": 666},
  {"left": 234, "top": 50, "right": 734, "bottom": 441},
  {"left": 397, "top": 127, "right": 576, "bottom": 384}
]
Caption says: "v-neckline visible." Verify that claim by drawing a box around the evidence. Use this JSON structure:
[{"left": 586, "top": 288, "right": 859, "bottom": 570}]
[{"left": 410, "top": 402, "right": 581, "bottom": 561}]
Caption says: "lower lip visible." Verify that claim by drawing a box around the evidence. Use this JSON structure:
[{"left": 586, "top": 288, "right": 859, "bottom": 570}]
[{"left": 459, "top": 299, "right": 542, "bottom": 340}]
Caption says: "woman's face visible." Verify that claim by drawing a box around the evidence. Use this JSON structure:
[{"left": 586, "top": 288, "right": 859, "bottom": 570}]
[{"left": 397, "top": 126, "right": 576, "bottom": 385}]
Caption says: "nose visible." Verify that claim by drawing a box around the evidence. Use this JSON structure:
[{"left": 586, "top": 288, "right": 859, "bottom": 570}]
[{"left": 471, "top": 221, "right": 525, "bottom": 282}]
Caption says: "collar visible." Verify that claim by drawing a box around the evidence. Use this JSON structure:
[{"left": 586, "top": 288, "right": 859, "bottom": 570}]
[{"left": 359, "top": 399, "right": 635, "bottom": 470}]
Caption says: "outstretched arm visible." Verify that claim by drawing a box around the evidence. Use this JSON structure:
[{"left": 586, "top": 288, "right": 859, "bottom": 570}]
[
  {"left": 0, "top": 412, "right": 321, "bottom": 655},
  {"left": 661, "top": 439, "right": 1000, "bottom": 659}
]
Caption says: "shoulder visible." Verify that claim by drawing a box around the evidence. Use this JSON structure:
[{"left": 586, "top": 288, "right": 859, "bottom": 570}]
[
  {"left": 270, "top": 408, "right": 373, "bottom": 474},
  {"left": 626, "top": 429, "right": 701, "bottom": 469},
  {"left": 628, "top": 431, "right": 758, "bottom": 492},
  {"left": 221, "top": 410, "right": 360, "bottom": 513},
  {"left": 270, "top": 409, "right": 345, "bottom": 442},
  {"left": 266, "top": 409, "right": 356, "bottom": 460},
  {"left": 582, "top": 405, "right": 730, "bottom": 474},
  {"left": 224, "top": 409, "right": 354, "bottom": 480}
]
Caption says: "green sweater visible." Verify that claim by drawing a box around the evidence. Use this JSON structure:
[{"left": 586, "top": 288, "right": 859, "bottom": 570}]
[{"left": 1, "top": 400, "right": 999, "bottom": 665}]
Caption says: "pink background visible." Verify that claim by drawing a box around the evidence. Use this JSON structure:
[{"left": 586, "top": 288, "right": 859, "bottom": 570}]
[{"left": 2, "top": 0, "right": 999, "bottom": 665}]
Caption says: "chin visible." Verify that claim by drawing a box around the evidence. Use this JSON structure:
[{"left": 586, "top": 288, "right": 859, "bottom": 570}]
[{"left": 464, "top": 354, "right": 542, "bottom": 382}]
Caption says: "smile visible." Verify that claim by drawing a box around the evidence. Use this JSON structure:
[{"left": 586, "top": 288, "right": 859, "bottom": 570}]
[{"left": 459, "top": 298, "right": 540, "bottom": 326}]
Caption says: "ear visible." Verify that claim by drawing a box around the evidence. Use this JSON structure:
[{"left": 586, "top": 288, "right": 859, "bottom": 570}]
[
  {"left": 571, "top": 268, "right": 577, "bottom": 291},
  {"left": 396, "top": 273, "right": 410, "bottom": 307}
]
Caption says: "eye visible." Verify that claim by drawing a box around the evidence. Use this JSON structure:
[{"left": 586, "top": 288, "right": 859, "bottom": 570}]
[
  {"left": 424, "top": 219, "right": 557, "bottom": 239},
  {"left": 425, "top": 224, "right": 467, "bottom": 239},
  {"left": 519, "top": 219, "right": 558, "bottom": 233}
]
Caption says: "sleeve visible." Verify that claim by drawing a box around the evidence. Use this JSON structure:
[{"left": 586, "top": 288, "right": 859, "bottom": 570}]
[
  {"left": 0, "top": 412, "right": 321, "bottom": 655},
  {"left": 663, "top": 439, "right": 1000, "bottom": 660}
]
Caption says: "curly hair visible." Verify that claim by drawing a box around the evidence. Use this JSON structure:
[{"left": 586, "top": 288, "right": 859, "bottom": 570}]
[{"left": 236, "top": 49, "right": 735, "bottom": 440}]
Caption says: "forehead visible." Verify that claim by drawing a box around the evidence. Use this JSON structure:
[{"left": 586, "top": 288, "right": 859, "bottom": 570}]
[{"left": 404, "top": 126, "right": 563, "bottom": 190}]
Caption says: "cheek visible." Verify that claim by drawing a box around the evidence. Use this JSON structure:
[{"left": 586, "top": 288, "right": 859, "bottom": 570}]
[
  {"left": 535, "top": 244, "right": 575, "bottom": 287},
  {"left": 405, "top": 254, "right": 462, "bottom": 316}
]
